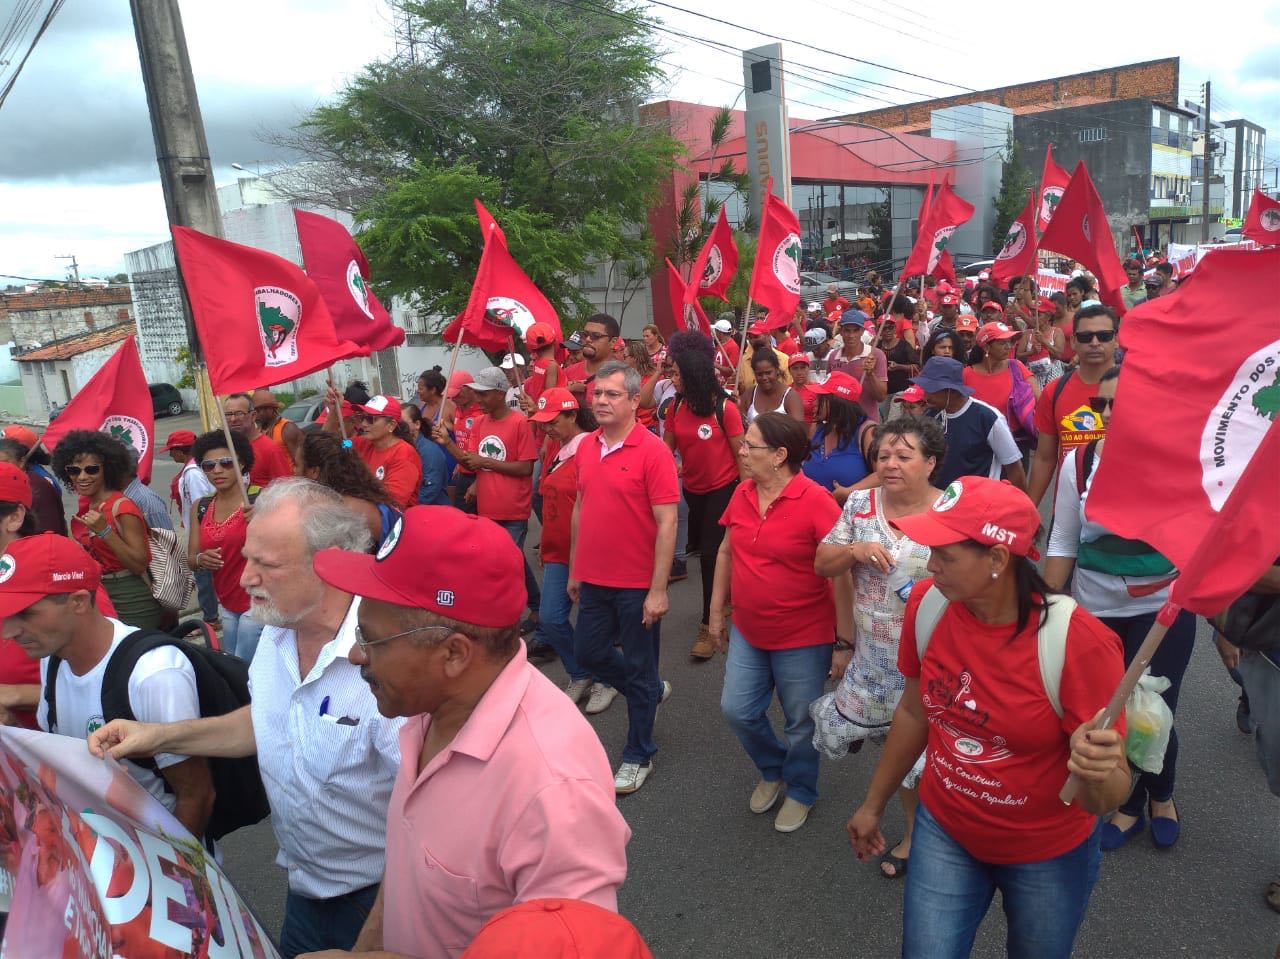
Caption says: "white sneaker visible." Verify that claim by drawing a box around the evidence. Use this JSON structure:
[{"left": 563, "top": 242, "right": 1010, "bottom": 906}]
[
  {"left": 660, "top": 680, "right": 672, "bottom": 704},
  {"left": 563, "top": 677, "right": 592, "bottom": 705},
  {"left": 584, "top": 683, "right": 618, "bottom": 715},
  {"left": 614, "top": 760, "right": 653, "bottom": 795}
]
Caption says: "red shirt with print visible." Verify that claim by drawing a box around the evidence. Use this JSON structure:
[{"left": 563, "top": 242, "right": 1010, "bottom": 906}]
[
  {"left": 719, "top": 473, "right": 841, "bottom": 649},
  {"left": 453, "top": 402, "right": 482, "bottom": 476},
  {"left": 1033, "top": 372, "right": 1104, "bottom": 461},
  {"left": 822, "top": 295, "right": 851, "bottom": 316},
  {"left": 466, "top": 410, "right": 537, "bottom": 521},
  {"left": 352, "top": 437, "right": 422, "bottom": 510},
  {"left": 897, "top": 581, "right": 1125, "bottom": 864},
  {"left": 199, "top": 502, "right": 252, "bottom": 614},
  {"left": 668, "top": 398, "right": 743, "bottom": 494}
]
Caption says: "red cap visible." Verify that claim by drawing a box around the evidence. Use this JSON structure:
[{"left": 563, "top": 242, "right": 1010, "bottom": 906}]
[
  {"left": 955, "top": 315, "right": 980, "bottom": 333},
  {"left": 356, "top": 395, "right": 401, "bottom": 420},
  {"left": 978, "top": 300, "right": 1004, "bottom": 314},
  {"left": 787, "top": 351, "right": 811, "bottom": 367},
  {"left": 462, "top": 899, "right": 653, "bottom": 959},
  {"left": 1037, "top": 296, "right": 1057, "bottom": 313},
  {"left": 316, "top": 400, "right": 355, "bottom": 425},
  {"left": 0, "top": 532, "right": 101, "bottom": 617},
  {"left": 811, "top": 371, "right": 862, "bottom": 402},
  {"left": 939, "top": 293, "right": 959, "bottom": 307},
  {"left": 2, "top": 425, "right": 39, "bottom": 449},
  {"left": 0, "top": 463, "right": 31, "bottom": 507},
  {"left": 159, "top": 429, "right": 197, "bottom": 452},
  {"left": 895, "top": 385, "right": 926, "bottom": 403},
  {"left": 976, "top": 322, "right": 1021, "bottom": 346},
  {"left": 446, "top": 371, "right": 475, "bottom": 400},
  {"left": 892, "top": 477, "right": 1041, "bottom": 560},
  {"left": 313, "top": 506, "right": 526, "bottom": 627},
  {"left": 747, "top": 320, "right": 770, "bottom": 336},
  {"left": 524, "top": 322, "right": 556, "bottom": 349},
  {"left": 530, "top": 387, "right": 579, "bottom": 423}
]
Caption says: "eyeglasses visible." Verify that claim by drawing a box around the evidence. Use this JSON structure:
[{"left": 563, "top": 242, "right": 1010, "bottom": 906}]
[
  {"left": 581, "top": 330, "right": 611, "bottom": 341},
  {"left": 353, "top": 623, "right": 454, "bottom": 649},
  {"left": 1074, "top": 330, "right": 1116, "bottom": 344},
  {"left": 223, "top": 409, "right": 250, "bottom": 418},
  {"left": 741, "top": 441, "right": 776, "bottom": 452},
  {"left": 1087, "top": 396, "right": 1115, "bottom": 413},
  {"left": 64, "top": 465, "right": 102, "bottom": 477},
  {"left": 200, "top": 457, "right": 236, "bottom": 472}
]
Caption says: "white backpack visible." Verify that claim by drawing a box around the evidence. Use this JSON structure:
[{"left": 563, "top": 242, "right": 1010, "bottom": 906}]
[{"left": 913, "top": 585, "right": 1076, "bottom": 718}]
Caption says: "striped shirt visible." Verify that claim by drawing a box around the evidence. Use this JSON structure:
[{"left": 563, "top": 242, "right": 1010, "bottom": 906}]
[{"left": 248, "top": 597, "right": 403, "bottom": 899}]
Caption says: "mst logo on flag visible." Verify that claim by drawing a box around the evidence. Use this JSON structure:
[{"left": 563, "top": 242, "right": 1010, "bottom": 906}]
[
  {"left": 702, "top": 246, "right": 724, "bottom": 288},
  {"left": 997, "top": 222, "right": 1028, "bottom": 261},
  {"left": 1200, "top": 340, "right": 1280, "bottom": 508},
  {"left": 347, "top": 260, "right": 374, "bottom": 318},
  {"left": 101, "top": 415, "right": 149, "bottom": 460},
  {"left": 255, "top": 286, "right": 302, "bottom": 367},
  {"left": 485, "top": 296, "right": 536, "bottom": 337},
  {"left": 928, "top": 226, "right": 957, "bottom": 274},
  {"left": 1261, "top": 209, "right": 1280, "bottom": 232},
  {"left": 1040, "top": 187, "right": 1065, "bottom": 225},
  {"left": 771, "top": 232, "right": 803, "bottom": 294}
]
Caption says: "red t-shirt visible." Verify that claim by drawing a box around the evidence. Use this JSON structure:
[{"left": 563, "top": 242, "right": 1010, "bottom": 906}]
[
  {"left": 897, "top": 582, "right": 1125, "bottom": 864},
  {"left": 0, "top": 638, "right": 40, "bottom": 729},
  {"left": 523, "top": 358, "right": 554, "bottom": 406},
  {"left": 719, "top": 473, "right": 841, "bottom": 649},
  {"left": 1034, "top": 372, "right": 1105, "bottom": 459},
  {"left": 1055, "top": 319, "right": 1076, "bottom": 363},
  {"left": 636, "top": 374, "right": 658, "bottom": 432},
  {"left": 453, "top": 403, "right": 482, "bottom": 476},
  {"left": 72, "top": 493, "right": 147, "bottom": 574},
  {"left": 538, "top": 434, "right": 586, "bottom": 565},
  {"left": 668, "top": 398, "right": 743, "bottom": 494},
  {"left": 794, "top": 383, "right": 819, "bottom": 424},
  {"left": 352, "top": 437, "right": 423, "bottom": 510},
  {"left": 963, "top": 361, "right": 1035, "bottom": 416},
  {"left": 714, "top": 339, "right": 741, "bottom": 370},
  {"left": 572, "top": 423, "right": 679, "bottom": 589},
  {"left": 777, "top": 334, "right": 800, "bottom": 356},
  {"left": 198, "top": 501, "right": 251, "bottom": 614},
  {"left": 466, "top": 411, "right": 537, "bottom": 521},
  {"left": 823, "top": 295, "right": 851, "bottom": 316},
  {"left": 249, "top": 434, "right": 294, "bottom": 488}
]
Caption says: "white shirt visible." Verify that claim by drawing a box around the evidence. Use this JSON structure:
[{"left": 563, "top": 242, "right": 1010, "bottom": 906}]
[
  {"left": 177, "top": 459, "right": 216, "bottom": 529},
  {"left": 248, "top": 597, "right": 404, "bottom": 899},
  {"left": 38, "top": 618, "right": 200, "bottom": 812}
]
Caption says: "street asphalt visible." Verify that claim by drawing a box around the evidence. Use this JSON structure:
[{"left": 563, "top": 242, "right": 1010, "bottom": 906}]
[{"left": 133, "top": 411, "right": 1278, "bottom": 958}]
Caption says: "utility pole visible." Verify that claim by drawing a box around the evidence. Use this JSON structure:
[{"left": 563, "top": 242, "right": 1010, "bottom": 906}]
[
  {"left": 129, "top": 0, "right": 223, "bottom": 428},
  {"left": 54, "top": 254, "right": 79, "bottom": 284},
  {"left": 1201, "top": 80, "right": 1212, "bottom": 242}
]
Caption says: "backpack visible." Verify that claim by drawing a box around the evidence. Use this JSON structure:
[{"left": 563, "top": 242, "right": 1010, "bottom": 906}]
[
  {"left": 194, "top": 486, "right": 262, "bottom": 524},
  {"left": 1006, "top": 361, "right": 1038, "bottom": 445},
  {"left": 1049, "top": 368, "right": 1077, "bottom": 424},
  {"left": 43, "top": 621, "right": 272, "bottom": 841},
  {"left": 1072, "top": 441, "right": 1176, "bottom": 579},
  {"left": 109, "top": 495, "right": 195, "bottom": 612},
  {"left": 914, "top": 585, "right": 1075, "bottom": 718}
]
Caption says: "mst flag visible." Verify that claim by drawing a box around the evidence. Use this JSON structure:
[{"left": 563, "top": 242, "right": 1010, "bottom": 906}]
[
  {"left": 1038, "top": 144, "right": 1071, "bottom": 232},
  {"left": 1243, "top": 187, "right": 1280, "bottom": 246},
  {"left": 173, "top": 227, "right": 365, "bottom": 395},
  {"left": 294, "top": 210, "right": 405, "bottom": 352},
  {"left": 991, "top": 189, "right": 1039, "bottom": 285},
  {"left": 1038, "top": 161, "right": 1128, "bottom": 314},
  {"left": 664, "top": 259, "right": 710, "bottom": 337},
  {"left": 42, "top": 336, "right": 155, "bottom": 482},
  {"left": 686, "top": 207, "right": 739, "bottom": 303},
  {"left": 441, "top": 201, "right": 563, "bottom": 352},
  {"left": 900, "top": 178, "right": 974, "bottom": 281},
  {"left": 1085, "top": 247, "right": 1280, "bottom": 615},
  {"left": 747, "top": 178, "right": 804, "bottom": 324}
]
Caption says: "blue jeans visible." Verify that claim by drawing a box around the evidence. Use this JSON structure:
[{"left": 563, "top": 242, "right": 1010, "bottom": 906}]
[
  {"left": 903, "top": 802, "right": 1102, "bottom": 959},
  {"left": 194, "top": 568, "right": 219, "bottom": 622},
  {"left": 720, "top": 626, "right": 831, "bottom": 806},
  {"left": 536, "top": 562, "right": 587, "bottom": 681},
  {"left": 220, "top": 609, "right": 265, "bottom": 663},
  {"left": 574, "top": 583, "right": 661, "bottom": 764},
  {"left": 279, "top": 883, "right": 379, "bottom": 958},
  {"left": 497, "top": 520, "right": 541, "bottom": 612}
]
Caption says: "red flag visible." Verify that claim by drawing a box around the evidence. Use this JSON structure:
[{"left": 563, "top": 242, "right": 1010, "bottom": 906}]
[
  {"left": 294, "top": 210, "right": 405, "bottom": 353},
  {"left": 441, "top": 201, "right": 562, "bottom": 352},
  {"left": 1037, "top": 162, "right": 1128, "bottom": 314},
  {"left": 172, "top": 226, "right": 366, "bottom": 395},
  {"left": 664, "top": 259, "right": 710, "bottom": 337},
  {"left": 931, "top": 249, "right": 957, "bottom": 286},
  {"left": 1037, "top": 144, "right": 1071, "bottom": 233},
  {"left": 900, "top": 178, "right": 974, "bottom": 281},
  {"left": 686, "top": 207, "right": 739, "bottom": 303},
  {"left": 991, "top": 189, "right": 1039, "bottom": 285},
  {"left": 1085, "top": 247, "right": 1280, "bottom": 615},
  {"left": 1242, "top": 188, "right": 1280, "bottom": 246},
  {"left": 42, "top": 336, "right": 156, "bottom": 483},
  {"left": 747, "top": 179, "right": 804, "bottom": 325}
]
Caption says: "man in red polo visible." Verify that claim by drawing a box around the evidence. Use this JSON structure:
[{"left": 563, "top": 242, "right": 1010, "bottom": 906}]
[
  {"left": 568, "top": 360, "right": 678, "bottom": 795},
  {"left": 223, "top": 393, "right": 293, "bottom": 488}
]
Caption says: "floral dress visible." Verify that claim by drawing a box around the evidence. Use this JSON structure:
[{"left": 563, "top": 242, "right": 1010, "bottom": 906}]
[{"left": 810, "top": 488, "right": 932, "bottom": 779}]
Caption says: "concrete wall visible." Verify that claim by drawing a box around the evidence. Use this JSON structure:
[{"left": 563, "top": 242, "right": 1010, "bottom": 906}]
[
  {"left": 18, "top": 341, "right": 118, "bottom": 423},
  {"left": 6, "top": 290, "right": 133, "bottom": 352},
  {"left": 931, "top": 103, "right": 1013, "bottom": 261}
]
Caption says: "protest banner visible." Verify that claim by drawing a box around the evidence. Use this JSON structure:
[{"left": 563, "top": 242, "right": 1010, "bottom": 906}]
[{"left": 0, "top": 726, "right": 279, "bottom": 958}]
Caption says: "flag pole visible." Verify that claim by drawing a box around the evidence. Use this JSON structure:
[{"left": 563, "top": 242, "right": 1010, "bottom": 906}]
[
  {"left": 327, "top": 366, "right": 353, "bottom": 448},
  {"left": 729, "top": 300, "right": 755, "bottom": 396},
  {"left": 435, "top": 324, "right": 467, "bottom": 425}
]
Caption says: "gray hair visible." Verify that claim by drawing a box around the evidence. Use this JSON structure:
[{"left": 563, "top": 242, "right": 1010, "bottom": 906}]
[
  {"left": 595, "top": 359, "right": 641, "bottom": 396},
  {"left": 252, "top": 477, "right": 373, "bottom": 555}
]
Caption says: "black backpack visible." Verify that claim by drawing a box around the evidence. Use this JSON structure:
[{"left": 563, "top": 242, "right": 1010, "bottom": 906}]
[
  {"left": 667, "top": 391, "right": 728, "bottom": 435},
  {"left": 43, "top": 620, "right": 272, "bottom": 841}
]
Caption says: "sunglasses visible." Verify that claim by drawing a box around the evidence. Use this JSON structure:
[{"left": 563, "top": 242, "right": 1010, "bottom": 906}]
[
  {"left": 200, "top": 457, "right": 236, "bottom": 472},
  {"left": 64, "top": 465, "right": 102, "bottom": 477},
  {"left": 1074, "top": 330, "right": 1116, "bottom": 344},
  {"left": 1087, "top": 396, "right": 1115, "bottom": 414}
]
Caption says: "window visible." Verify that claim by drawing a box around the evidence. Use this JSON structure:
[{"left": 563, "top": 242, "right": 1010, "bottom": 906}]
[{"left": 1078, "top": 127, "right": 1108, "bottom": 143}]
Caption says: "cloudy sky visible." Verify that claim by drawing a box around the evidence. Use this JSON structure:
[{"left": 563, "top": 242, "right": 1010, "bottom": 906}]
[{"left": 2, "top": 0, "right": 1277, "bottom": 282}]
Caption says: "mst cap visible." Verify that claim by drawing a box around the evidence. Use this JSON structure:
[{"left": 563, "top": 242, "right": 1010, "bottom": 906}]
[
  {"left": 356, "top": 395, "right": 402, "bottom": 420},
  {"left": 895, "top": 385, "right": 926, "bottom": 404},
  {"left": 976, "top": 322, "right": 1021, "bottom": 347},
  {"left": 891, "top": 477, "right": 1042, "bottom": 560},
  {"left": 0, "top": 463, "right": 31, "bottom": 507},
  {"left": 313, "top": 506, "right": 526, "bottom": 628},
  {"left": 2, "top": 425, "right": 39, "bottom": 449},
  {"left": 159, "top": 429, "right": 198, "bottom": 452},
  {"left": 786, "top": 351, "right": 811, "bottom": 367},
  {"left": 811, "top": 371, "right": 862, "bottom": 402},
  {"left": 954, "top": 315, "right": 980, "bottom": 333},
  {"left": 0, "top": 532, "right": 101, "bottom": 617},
  {"left": 530, "top": 387, "right": 578, "bottom": 423},
  {"left": 462, "top": 899, "right": 653, "bottom": 959}
]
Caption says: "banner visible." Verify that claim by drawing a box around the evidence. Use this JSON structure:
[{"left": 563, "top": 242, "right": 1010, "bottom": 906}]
[
  {"left": 0, "top": 726, "right": 279, "bottom": 958},
  {"left": 1165, "top": 239, "right": 1261, "bottom": 278}
]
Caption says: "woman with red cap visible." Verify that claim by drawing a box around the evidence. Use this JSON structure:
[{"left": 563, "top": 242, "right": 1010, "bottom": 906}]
[
  {"left": 1019, "top": 297, "right": 1068, "bottom": 388},
  {"left": 324, "top": 389, "right": 422, "bottom": 511},
  {"left": 847, "top": 476, "right": 1128, "bottom": 958},
  {"left": 787, "top": 352, "right": 819, "bottom": 429},
  {"left": 963, "top": 322, "right": 1041, "bottom": 456},
  {"left": 801, "top": 372, "right": 875, "bottom": 505}
]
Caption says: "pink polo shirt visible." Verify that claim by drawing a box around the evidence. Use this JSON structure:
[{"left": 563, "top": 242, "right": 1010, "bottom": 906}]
[{"left": 382, "top": 643, "right": 631, "bottom": 958}]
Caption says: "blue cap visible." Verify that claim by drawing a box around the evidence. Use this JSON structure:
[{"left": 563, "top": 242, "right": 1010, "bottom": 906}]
[
  {"left": 911, "top": 356, "right": 973, "bottom": 396},
  {"left": 839, "top": 309, "right": 870, "bottom": 327}
]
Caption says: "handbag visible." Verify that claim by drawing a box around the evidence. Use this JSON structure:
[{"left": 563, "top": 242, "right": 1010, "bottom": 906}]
[
  {"left": 110, "top": 497, "right": 196, "bottom": 612},
  {"left": 1212, "top": 588, "right": 1280, "bottom": 653}
]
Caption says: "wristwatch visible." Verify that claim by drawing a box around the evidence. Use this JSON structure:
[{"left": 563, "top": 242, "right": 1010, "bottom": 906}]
[{"left": 834, "top": 636, "right": 853, "bottom": 652}]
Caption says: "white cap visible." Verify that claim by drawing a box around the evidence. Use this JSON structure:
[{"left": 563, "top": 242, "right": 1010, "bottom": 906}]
[
  {"left": 712, "top": 318, "right": 734, "bottom": 334},
  {"left": 807, "top": 301, "right": 822, "bottom": 313},
  {"left": 499, "top": 352, "right": 527, "bottom": 369}
]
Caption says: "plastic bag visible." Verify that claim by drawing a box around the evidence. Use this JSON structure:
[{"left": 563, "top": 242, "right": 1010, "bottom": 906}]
[{"left": 1125, "top": 670, "right": 1173, "bottom": 774}]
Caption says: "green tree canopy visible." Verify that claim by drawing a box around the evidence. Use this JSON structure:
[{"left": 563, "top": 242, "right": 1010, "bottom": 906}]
[{"left": 991, "top": 133, "right": 1035, "bottom": 256}]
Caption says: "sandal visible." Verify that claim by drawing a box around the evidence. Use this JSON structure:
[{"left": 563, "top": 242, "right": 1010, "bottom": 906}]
[
  {"left": 879, "top": 841, "right": 909, "bottom": 879},
  {"left": 1266, "top": 879, "right": 1280, "bottom": 914}
]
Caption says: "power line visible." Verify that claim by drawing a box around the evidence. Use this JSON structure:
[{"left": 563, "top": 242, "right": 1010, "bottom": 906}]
[{"left": 0, "top": 0, "right": 65, "bottom": 112}]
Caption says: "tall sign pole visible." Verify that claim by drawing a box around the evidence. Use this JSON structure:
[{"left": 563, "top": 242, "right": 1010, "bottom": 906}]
[
  {"left": 1200, "top": 80, "right": 1212, "bottom": 243},
  {"left": 742, "top": 44, "right": 793, "bottom": 226},
  {"left": 129, "top": 0, "right": 223, "bottom": 429}
]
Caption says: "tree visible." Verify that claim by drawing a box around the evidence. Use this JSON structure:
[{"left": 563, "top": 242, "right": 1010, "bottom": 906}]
[
  {"left": 992, "top": 133, "right": 1034, "bottom": 255},
  {"left": 268, "top": 0, "right": 681, "bottom": 326}
]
